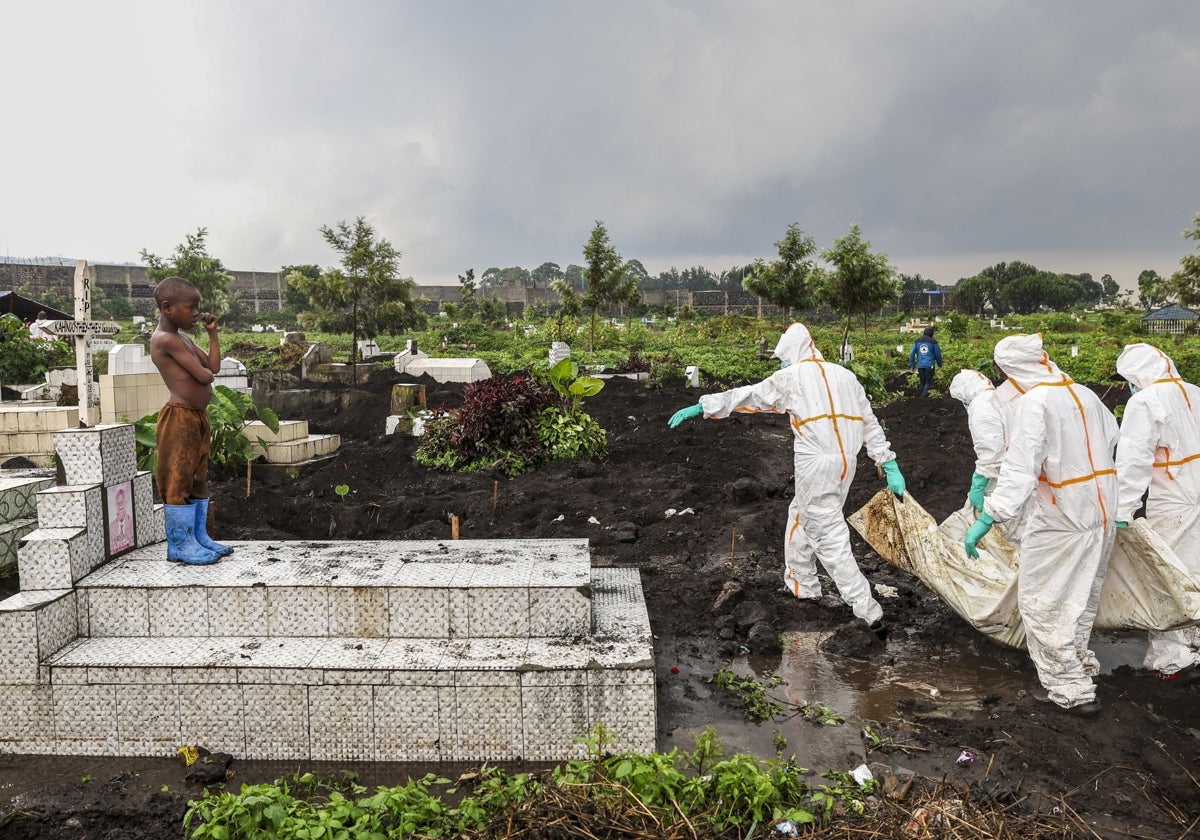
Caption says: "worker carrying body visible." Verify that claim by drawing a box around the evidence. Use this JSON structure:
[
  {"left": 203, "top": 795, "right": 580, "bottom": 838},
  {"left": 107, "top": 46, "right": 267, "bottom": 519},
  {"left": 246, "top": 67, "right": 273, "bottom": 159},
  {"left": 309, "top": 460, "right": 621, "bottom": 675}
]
[
  {"left": 1113, "top": 343, "right": 1200, "bottom": 685},
  {"left": 964, "top": 334, "right": 1118, "bottom": 716},
  {"left": 668, "top": 323, "right": 906, "bottom": 637}
]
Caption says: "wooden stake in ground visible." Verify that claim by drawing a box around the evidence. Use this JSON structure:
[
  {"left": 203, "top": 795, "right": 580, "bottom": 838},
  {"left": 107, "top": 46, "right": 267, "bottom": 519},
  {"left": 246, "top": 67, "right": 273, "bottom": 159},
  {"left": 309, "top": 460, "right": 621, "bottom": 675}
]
[
  {"left": 246, "top": 460, "right": 252, "bottom": 498},
  {"left": 450, "top": 514, "right": 460, "bottom": 540},
  {"left": 731, "top": 529, "right": 737, "bottom": 563},
  {"left": 492, "top": 480, "right": 499, "bottom": 513}
]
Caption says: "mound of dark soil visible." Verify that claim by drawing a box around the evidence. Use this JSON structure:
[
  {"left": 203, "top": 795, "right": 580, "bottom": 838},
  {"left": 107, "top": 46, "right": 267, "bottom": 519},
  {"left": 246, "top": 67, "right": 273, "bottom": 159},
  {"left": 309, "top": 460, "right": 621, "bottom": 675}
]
[{"left": 2, "top": 374, "right": 1195, "bottom": 838}]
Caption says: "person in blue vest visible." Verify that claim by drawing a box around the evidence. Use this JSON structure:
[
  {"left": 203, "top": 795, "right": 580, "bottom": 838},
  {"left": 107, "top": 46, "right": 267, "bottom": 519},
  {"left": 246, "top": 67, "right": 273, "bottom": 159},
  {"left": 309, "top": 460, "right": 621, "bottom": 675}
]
[{"left": 908, "top": 326, "right": 943, "bottom": 398}]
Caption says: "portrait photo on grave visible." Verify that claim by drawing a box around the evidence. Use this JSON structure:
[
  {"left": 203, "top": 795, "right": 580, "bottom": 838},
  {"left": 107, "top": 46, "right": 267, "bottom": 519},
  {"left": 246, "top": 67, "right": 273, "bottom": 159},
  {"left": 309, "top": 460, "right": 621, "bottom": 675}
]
[{"left": 105, "top": 481, "right": 136, "bottom": 556}]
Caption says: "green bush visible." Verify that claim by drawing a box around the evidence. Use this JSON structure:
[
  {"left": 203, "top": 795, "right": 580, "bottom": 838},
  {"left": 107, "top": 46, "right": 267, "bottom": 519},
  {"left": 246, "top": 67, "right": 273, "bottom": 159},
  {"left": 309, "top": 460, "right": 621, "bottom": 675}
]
[{"left": 0, "top": 314, "right": 72, "bottom": 384}]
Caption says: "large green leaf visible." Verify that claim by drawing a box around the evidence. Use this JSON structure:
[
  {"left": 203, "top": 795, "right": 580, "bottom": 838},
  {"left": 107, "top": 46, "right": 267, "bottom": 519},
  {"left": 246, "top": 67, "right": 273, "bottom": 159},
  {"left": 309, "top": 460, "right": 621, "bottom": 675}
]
[{"left": 569, "top": 376, "right": 605, "bottom": 398}]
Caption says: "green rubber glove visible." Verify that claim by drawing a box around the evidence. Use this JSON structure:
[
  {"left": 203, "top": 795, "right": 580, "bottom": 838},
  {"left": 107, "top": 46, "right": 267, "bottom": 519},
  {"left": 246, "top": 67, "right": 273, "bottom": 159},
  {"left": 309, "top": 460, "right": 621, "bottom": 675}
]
[
  {"left": 881, "top": 460, "right": 906, "bottom": 498},
  {"left": 668, "top": 402, "right": 704, "bottom": 428},
  {"left": 968, "top": 472, "right": 990, "bottom": 511},
  {"left": 964, "top": 513, "right": 995, "bottom": 559},
  {"left": 1115, "top": 520, "right": 1129, "bottom": 529}
]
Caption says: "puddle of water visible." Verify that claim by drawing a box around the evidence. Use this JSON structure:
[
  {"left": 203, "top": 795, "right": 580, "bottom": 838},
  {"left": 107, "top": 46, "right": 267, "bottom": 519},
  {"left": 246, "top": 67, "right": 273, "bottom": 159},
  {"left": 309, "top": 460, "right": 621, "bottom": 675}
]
[{"left": 704, "top": 627, "right": 1151, "bottom": 769}]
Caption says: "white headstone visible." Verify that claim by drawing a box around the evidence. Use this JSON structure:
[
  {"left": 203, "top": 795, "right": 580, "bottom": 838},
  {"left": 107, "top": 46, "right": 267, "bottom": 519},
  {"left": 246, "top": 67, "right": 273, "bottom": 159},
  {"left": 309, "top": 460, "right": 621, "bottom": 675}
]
[
  {"left": 685, "top": 365, "right": 700, "bottom": 387},
  {"left": 549, "top": 342, "right": 571, "bottom": 364}
]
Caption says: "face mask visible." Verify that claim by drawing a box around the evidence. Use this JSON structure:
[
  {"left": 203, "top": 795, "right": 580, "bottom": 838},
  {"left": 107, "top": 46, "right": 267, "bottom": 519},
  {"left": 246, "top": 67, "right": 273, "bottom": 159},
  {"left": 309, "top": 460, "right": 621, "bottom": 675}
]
[
  {"left": 780, "top": 361, "right": 790, "bottom": 369},
  {"left": 1130, "top": 384, "right": 1140, "bottom": 394},
  {"left": 963, "top": 402, "right": 970, "bottom": 412}
]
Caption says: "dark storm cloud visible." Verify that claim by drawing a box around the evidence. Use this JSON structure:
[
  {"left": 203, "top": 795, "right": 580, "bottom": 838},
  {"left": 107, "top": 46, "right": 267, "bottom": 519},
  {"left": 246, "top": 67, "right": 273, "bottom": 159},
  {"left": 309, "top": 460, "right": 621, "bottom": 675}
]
[{"left": 177, "top": 0, "right": 1199, "bottom": 283}]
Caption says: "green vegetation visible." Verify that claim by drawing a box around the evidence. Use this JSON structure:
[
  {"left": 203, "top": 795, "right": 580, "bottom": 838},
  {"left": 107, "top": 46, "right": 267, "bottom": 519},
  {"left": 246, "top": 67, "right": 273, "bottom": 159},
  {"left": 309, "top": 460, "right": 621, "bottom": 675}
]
[
  {"left": 183, "top": 728, "right": 883, "bottom": 839},
  {"left": 415, "top": 364, "right": 607, "bottom": 477},
  {"left": 141, "top": 228, "right": 236, "bottom": 317},
  {"left": 0, "top": 314, "right": 72, "bottom": 384},
  {"left": 290, "top": 217, "right": 428, "bottom": 376},
  {"left": 135, "top": 386, "right": 280, "bottom": 476}
]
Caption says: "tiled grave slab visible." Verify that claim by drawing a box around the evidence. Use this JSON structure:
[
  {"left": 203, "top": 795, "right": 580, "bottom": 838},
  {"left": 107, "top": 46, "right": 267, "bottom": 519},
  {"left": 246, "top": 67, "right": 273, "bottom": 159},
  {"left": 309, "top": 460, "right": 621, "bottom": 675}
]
[
  {"left": 0, "top": 517, "right": 39, "bottom": 573},
  {"left": 78, "top": 539, "right": 592, "bottom": 639},
  {"left": 0, "top": 476, "right": 55, "bottom": 519},
  {"left": 35, "top": 566, "right": 655, "bottom": 759},
  {"left": 54, "top": 425, "right": 137, "bottom": 487},
  {"left": 18, "top": 526, "right": 103, "bottom": 591}
]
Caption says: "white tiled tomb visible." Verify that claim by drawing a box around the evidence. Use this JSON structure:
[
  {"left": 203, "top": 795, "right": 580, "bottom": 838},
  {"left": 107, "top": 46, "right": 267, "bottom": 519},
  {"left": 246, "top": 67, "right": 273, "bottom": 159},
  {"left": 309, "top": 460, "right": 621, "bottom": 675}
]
[{"left": 0, "top": 419, "right": 655, "bottom": 761}]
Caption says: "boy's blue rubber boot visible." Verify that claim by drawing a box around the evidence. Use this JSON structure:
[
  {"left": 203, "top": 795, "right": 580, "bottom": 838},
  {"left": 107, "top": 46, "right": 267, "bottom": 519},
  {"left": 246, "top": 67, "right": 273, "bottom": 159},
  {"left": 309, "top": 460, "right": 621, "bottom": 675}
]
[
  {"left": 165, "top": 504, "right": 221, "bottom": 565},
  {"left": 189, "top": 497, "right": 234, "bottom": 557}
]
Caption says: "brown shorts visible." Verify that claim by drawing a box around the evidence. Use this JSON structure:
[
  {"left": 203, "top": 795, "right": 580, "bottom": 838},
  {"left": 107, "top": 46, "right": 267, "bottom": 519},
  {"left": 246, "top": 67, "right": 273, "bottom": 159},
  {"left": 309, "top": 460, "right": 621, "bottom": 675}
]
[{"left": 155, "top": 403, "right": 210, "bottom": 504}]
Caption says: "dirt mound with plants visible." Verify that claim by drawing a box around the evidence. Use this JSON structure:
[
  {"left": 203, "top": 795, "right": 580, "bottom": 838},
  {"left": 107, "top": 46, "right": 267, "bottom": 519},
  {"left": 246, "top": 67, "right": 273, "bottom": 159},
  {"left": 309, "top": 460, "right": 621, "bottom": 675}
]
[{"left": 2, "top": 373, "right": 1196, "bottom": 838}]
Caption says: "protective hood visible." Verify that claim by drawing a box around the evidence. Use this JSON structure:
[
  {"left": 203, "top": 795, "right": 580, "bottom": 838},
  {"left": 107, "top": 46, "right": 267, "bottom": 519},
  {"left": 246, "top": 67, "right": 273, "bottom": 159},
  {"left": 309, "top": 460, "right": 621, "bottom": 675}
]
[
  {"left": 772, "top": 323, "right": 824, "bottom": 364},
  {"left": 993, "top": 333, "right": 1069, "bottom": 391},
  {"left": 1116, "top": 343, "right": 1178, "bottom": 391},
  {"left": 949, "top": 369, "right": 994, "bottom": 404}
]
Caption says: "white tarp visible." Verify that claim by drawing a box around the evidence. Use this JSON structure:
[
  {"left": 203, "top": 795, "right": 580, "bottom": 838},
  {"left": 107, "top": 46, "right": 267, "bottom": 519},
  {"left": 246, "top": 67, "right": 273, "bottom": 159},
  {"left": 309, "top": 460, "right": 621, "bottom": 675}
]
[{"left": 848, "top": 489, "right": 1200, "bottom": 649}]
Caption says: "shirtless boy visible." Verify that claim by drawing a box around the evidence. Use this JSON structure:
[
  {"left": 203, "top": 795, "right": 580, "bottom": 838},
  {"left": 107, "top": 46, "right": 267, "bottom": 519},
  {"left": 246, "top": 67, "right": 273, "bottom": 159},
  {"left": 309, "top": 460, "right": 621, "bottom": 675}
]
[{"left": 150, "top": 276, "right": 234, "bottom": 565}]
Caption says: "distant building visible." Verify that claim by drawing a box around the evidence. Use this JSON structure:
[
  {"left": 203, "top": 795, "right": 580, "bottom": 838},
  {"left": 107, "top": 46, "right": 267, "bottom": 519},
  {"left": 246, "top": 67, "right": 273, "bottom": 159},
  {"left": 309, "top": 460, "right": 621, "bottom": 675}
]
[{"left": 1141, "top": 303, "right": 1200, "bottom": 334}]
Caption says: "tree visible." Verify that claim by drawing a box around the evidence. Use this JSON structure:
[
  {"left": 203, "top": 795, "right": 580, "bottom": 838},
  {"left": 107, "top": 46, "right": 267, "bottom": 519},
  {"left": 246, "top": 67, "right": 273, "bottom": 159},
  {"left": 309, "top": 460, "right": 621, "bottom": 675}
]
[
  {"left": 141, "top": 228, "right": 235, "bottom": 315},
  {"left": 818, "top": 224, "right": 899, "bottom": 358},
  {"left": 742, "top": 223, "right": 820, "bottom": 325},
  {"left": 550, "top": 277, "right": 581, "bottom": 342},
  {"left": 952, "top": 275, "right": 995, "bottom": 316},
  {"left": 581, "top": 221, "right": 640, "bottom": 352},
  {"left": 1137, "top": 269, "right": 1169, "bottom": 310},
  {"left": 481, "top": 266, "right": 532, "bottom": 290},
  {"left": 292, "top": 217, "right": 426, "bottom": 382},
  {"left": 531, "top": 262, "right": 563, "bottom": 287},
  {"left": 1169, "top": 213, "right": 1200, "bottom": 307},
  {"left": 281, "top": 264, "right": 321, "bottom": 312},
  {"left": 564, "top": 264, "right": 585, "bottom": 291},
  {"left": 1100, "top": 274, "right": 1120, "bottom": 305}
]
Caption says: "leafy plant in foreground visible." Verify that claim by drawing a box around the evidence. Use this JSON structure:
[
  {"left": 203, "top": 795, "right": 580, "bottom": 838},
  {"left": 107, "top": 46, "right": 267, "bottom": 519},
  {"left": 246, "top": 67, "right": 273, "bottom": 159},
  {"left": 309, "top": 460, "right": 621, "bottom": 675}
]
[
  {"left": 134, "top": 385, "right": 280, "bottom": 476},
  {"left": 182, "top": 727, "right": 890, "bottom": 839}
]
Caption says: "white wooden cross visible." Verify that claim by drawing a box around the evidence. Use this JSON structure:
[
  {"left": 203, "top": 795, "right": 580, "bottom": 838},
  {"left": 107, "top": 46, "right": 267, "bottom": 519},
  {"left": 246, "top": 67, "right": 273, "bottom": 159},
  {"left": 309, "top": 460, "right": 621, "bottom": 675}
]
[{"left": 40, "top": 260, "right": 120, "bottom": 427}]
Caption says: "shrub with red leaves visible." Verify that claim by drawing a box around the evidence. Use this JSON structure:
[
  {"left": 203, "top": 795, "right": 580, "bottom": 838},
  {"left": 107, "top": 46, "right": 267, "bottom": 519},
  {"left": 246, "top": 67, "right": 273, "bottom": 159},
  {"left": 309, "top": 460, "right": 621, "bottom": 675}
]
[{"left": 416, "top": 375, "right": 559, "bottom": 476}]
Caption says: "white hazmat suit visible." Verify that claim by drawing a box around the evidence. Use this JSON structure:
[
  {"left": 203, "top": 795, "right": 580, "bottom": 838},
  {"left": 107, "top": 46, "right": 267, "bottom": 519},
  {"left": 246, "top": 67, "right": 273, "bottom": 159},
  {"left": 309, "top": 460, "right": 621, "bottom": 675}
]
[
  {"left": 695, "top": 324, "right": 897, "bottom": 625},
  {"left": 1114, "top": 343, "right": 1200, "bottom": 677},
  {"left": 949, "top": 369, "right": 1028, "bottom": 547},
  {"left": 983, "top": 334, "right": 1119, "bottom": 709},
  {"left": 949, "top": 369, "right": 1006, "bottom": 481}
]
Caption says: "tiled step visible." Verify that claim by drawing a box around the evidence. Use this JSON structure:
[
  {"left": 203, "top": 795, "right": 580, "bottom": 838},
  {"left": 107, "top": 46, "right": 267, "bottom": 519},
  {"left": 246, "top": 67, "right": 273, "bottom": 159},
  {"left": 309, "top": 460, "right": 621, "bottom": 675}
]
[
  {"left": 28, "top": 568, "right": 653, "bottom": 760},
  {"left": 76, "top": 539, "right": 592, "bottom": 639},
  {"left": 0, "top": 517, "right": 39, "bottom": 573},
  {"left": 249, "top": 434, "right": 340, "bottom": 464},
  {"left": 0, "top": 406, "right": 80, "bottom": 434},
  {"left": 0, "top": 476, "right": 55, "bottom": 521},
  {"left": 241, "top": 419, "right": 309, "bottom": 444}
]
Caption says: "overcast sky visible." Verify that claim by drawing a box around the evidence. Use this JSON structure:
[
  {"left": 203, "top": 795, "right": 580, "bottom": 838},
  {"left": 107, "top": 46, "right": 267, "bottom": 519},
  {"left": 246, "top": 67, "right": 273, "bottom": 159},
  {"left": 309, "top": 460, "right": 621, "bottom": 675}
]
[{"left": 2, "top": 1, "right": 1197, "bottom": 289}]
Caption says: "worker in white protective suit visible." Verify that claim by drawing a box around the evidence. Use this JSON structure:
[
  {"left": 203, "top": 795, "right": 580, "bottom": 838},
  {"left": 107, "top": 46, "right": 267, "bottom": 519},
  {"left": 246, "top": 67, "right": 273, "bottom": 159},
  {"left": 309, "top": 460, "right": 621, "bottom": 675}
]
[
  {"left": 964, "top": 334, "right": 1119, "bottom": 716},
  {"left": 949, "top": 369, "right": 1029, "bottom": 548},
  {"left": 960, "top": 333, "right": 1118, "bottom": 715},
  {"left": 949, "top": 370, "right": 1007, "bottom": 513},
  {"left": 1114, "top": 343, "right": 1200, "bottom": 685},
  {"left": 668, "top": 323, "right": 906, "bottom": 635}
]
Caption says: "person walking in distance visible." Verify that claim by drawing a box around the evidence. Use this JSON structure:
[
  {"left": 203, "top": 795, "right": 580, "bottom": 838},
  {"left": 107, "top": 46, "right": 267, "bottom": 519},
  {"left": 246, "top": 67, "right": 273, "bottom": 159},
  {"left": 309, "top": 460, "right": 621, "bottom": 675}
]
[{"left": 908, "top": 326, "right": 943, "bottom": 398}]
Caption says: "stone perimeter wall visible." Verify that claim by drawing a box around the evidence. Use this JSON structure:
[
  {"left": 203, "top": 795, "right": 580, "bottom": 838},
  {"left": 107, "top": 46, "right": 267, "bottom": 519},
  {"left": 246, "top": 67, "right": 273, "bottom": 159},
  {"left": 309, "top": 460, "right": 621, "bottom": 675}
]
[{"left": 0, "top": 263, "right": 765, "bottom": 318}]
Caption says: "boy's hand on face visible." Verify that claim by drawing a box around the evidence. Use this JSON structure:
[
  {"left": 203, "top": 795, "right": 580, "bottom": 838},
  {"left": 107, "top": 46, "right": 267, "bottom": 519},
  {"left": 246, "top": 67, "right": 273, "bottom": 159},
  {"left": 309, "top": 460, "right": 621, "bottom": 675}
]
[{"left": 201, "top": 312, "right": 219, "bottom": 333}]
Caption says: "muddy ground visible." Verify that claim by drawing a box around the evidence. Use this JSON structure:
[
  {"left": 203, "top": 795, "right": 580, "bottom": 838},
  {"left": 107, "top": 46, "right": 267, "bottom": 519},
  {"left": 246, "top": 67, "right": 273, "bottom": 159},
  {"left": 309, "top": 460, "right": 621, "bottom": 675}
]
[{"left": 2, "top": 371, "right": 1198, "bottom": 838}]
